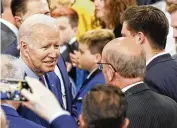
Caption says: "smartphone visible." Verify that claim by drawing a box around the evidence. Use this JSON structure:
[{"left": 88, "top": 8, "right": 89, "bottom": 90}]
[{"left": 0, "top": 79, "right": 31, "bottom": 101}]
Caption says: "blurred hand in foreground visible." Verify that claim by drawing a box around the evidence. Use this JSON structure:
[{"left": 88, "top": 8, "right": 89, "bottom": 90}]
[{"left": 21, "top": 77, "right": 63, "bottom": 122}]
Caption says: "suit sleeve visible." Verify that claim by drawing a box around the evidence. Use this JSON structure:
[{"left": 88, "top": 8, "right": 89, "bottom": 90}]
[{"left": 51, "top": 115, "right": 78, "bottom": 128}]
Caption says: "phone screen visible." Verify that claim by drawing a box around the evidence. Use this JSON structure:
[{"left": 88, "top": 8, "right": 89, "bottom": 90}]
[{"left": 0, "top": 79, "right": 31, "bottom": 101}]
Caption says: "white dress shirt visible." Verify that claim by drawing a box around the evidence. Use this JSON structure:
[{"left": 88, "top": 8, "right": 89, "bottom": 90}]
[
  {"left": 146, "top": 51, "right": 168, "bottom": 66},
  {"left": 54, "top": 66, "right": 67, "bottom": 109},
  {"left": 121, "top": 81, "right": 144, "bottom": 93}
]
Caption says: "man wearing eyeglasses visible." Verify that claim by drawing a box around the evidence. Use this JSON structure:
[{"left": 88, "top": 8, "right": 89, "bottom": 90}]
[{"left": 99, "top": 37, "right": 177, "bottom": 128}]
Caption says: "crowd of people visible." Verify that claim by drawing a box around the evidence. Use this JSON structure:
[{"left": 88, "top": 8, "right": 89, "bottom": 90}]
[{"left": 1, "top": 0, "right": 177, "bottom": 128}]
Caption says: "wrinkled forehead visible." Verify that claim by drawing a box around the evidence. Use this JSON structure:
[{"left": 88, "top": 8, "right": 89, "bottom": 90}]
[{"left": 30, "top": 24, "right": 60, "bottom": 40}]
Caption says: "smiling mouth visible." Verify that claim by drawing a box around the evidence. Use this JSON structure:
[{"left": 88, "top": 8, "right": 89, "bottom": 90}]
[{"left": 44, "top": 61, "right": 57, "bottom": 66}]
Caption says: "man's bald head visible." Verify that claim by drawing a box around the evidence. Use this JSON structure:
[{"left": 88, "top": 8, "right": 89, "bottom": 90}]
[
  {"left": 102, "top": 37, "right": 146, "bottom": 78},
  {"left": 19, "top": 14, "right": 60, "bottom": 48}
]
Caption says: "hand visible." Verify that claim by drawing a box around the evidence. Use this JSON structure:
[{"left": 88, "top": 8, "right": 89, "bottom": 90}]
[
  {"left": 21, "top": 77, "right": 63, "bottom": 122},
  {"left": 70, "top": 50, "right": 80, "bottom": 67},
  {"left": 66, "top": 62, "right": 72, "bottom": 72}
]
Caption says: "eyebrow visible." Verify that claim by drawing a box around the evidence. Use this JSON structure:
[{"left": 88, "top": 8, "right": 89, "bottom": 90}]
[{"left": 79, "top": 48, "right": 84, "bottom": 53}]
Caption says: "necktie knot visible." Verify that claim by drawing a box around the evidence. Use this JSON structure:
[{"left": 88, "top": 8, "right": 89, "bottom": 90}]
[{"left": 39, "top": 76, "right": 45, "bottom": 86}]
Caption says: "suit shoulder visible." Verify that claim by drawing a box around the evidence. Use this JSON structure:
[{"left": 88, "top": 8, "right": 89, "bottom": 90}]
[
  {"left": 7, "top": 115, "right": 44, "bottom": 128},
  {"left": 126, "top": 90, "right": 177, "bottom": 112}
]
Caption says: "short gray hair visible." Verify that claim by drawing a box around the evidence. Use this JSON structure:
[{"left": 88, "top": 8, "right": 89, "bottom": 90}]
[
  {"left": 104, "top": 46, "right": 146, "bottom": 78},
  {"left": 18, "top": 14, "right": 59, "bottom": 49},
  {"left": 0, "top": 54, "right": 24, "bottom": 79}
]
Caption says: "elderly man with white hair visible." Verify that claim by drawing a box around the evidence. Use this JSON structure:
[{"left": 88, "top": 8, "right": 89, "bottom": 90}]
[{"left": 16, "top": 14, "right": 77, "bottom": 128}]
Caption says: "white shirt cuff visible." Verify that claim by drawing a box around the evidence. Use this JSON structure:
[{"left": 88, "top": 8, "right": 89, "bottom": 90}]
[{"left": 49, "top": 110, "right": 70, "bottom": 124}]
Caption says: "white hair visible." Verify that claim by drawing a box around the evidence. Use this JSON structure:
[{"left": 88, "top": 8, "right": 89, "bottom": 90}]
[
  {"left": 18, "top": 14, "right": 59, "bottom": 49},
  {"left": 0, "top": 54, "right": 24, "bottom": 79}
]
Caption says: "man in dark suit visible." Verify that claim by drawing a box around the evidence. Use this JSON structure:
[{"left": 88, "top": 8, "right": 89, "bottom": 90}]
[
  {"left": 73, "top": 29, "right": 115, "bottom": 115},
  {"left": 99, "top": 37, "right": 177, "bottom": 128},
  {"left": 16, "top": 14, "right": 77, "bottom": 127},
  {"left": 0, "top": 54, "right": 44, "bottom": 128},
  {"left": 121, "top": 5, "right": 177, "bottom": 102},
  {"left": 1, "top": 0, "right": 18, "bottom": 54}
]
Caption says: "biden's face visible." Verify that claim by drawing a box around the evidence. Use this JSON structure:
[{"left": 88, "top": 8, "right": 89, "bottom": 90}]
[{"left": 22, "top": 26, "right": 60, "bottom": 76}]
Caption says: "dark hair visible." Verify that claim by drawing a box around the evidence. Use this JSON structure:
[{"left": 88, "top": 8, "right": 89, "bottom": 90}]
[
  {"left": 82, "top": 85, "right": 127, "bottom": 128},
  {"left": 11, "top": 0, "right": 50, "bottom": 16},
  {"left": 51, "top": 7, "right": 79, "bottom": 28},
  {"left": 11, "top": 0, "right": 27, "bottom": 16},
  {"left": 121, "top": 5, "right": 169, "bottom": 50},
  {"left": 92, "top": 0, "right": 136, "bottom": 29},
  {"left": 79, "top": 29, "right": 115, "bottom": 54}
]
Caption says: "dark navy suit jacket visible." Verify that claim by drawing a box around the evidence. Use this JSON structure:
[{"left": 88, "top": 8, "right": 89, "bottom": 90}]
[
  {"left": 2, "top": 39, "right": 19, "bottom": 57},
  {"left": 73, "top": 69, "right": 105, "bottom": 116},
  {"left": 144, "top": 53, "right": 177, "bottom": 102},
  {"left": 18, "top": 56, "right": 78, "bottom": 127},
  {"left": 50, "top": 115, "right": 78, "bottom": 128},
  {"left": 1, "top": 105, "right": 44, "bottom": 128},
  {"left": 125, "top": 83, "right": 177, "bottom": 128}
]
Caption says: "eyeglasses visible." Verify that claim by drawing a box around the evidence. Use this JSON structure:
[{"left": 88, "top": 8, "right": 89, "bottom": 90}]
[{"left": 97, "top": 62, "right": 117, "bottom": 72}]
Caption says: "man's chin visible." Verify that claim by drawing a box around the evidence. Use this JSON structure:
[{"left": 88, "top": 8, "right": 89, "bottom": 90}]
[{"left": 44, "top": 66, "right": 56, "bottom": 73}]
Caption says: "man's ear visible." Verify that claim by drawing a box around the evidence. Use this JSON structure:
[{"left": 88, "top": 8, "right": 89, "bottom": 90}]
[
  {"left": 72, "top": 26, "right": 78, "bottom": 35},
  {"left": 122, "top": 118, "right": 129, "bottom": 128},
  {"left": 20, "top": 41, "right": 29, "bottom": 57},
  {"left": 94, "top": 53, "right": 102, "bottom": 63},
  {"left": 107, "top": 66, "right": 115, "bottom": 82},
  {"left": 14, "top": 16, "right": 22, "bottom": 28},
  {"left": 135, "top": 32, "right": 145, "bottom": 45},
  {"left": 79, "top": 114, "right": 87, "bottom": 128}
]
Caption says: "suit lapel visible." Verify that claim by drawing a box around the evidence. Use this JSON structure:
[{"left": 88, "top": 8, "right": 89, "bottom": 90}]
[
  {"left": 45, "top": 72, "right": 64, "bottom": 108},
  {"left": 57, "top": 56, "right": 72, "bottom": 111},
  {"left": 1, "top": 105, "right": 19, "bottom": 117},
  {"left": 124, "top": 83, "right": 150, "bottom": 97},
  {"left": 75, "top": 69, "right": 101, "bottom": 99},
  {"left": 146, "top": 54, "right": 173, "bottom": 71}
]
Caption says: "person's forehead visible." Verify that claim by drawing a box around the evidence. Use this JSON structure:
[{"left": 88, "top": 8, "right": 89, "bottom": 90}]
[
  {"left": 79, "top": 43, "right": 88, "bottom": 49},
  {"left": 56, "top": 17, "right": 70, "bottom": 25},
  {"left": 30, "top": 26, "right": 59, "bottom": 40},
  {"left": 171, "top": 11, "right": 177, "bottom": 25},
  {"left": 26, "top": 0, "right": 49, "bottom": 11}
]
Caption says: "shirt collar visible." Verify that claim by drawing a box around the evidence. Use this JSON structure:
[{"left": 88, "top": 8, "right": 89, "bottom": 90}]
[
  {"left": 68, "top": 37, "right": 77, "bottom": 45},
  {"left": 121, "top": 81, "right": 144, "bottom": 93},
  {"left": 17, "top": 57, "right": 39, "bottom": 79},
  {"left": 87, "top": 68, "right": 98, "bottom": 79},
  {"left": 0, "top": 19, "right": 19, "bottom": 40},
  {"left": 1, "top": 104, "right": 16, "bottom": 110},
  {"left": 146, "top": 51, "right": 168, "bottom": 66}
]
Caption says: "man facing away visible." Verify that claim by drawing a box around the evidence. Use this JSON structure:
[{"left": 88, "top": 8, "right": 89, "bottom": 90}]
[
  {"left": 99, "top": 37, "right": 177, "bottom": 128},
  {"left": 121, "top": 5, "right": 177, "bottom": 102}
]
